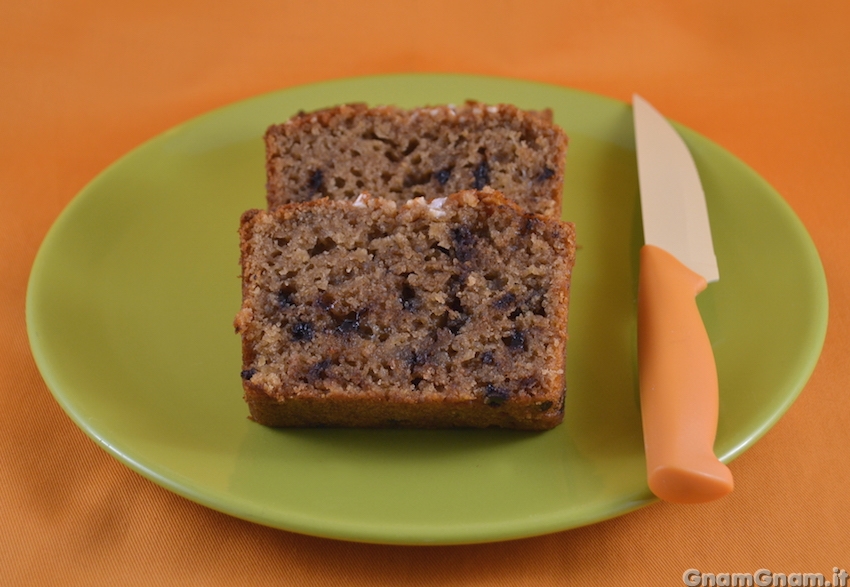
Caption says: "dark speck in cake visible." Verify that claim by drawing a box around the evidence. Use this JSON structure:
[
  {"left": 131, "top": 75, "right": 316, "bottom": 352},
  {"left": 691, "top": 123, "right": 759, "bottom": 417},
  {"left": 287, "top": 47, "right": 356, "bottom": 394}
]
[
  {"left": 277, "top": 288, "right": 295, "bottom": 308},
  {"left": 435, "top": 167, "right": 452, "bottom": 186},
  {"left": 240, "top": 368, "right": 257, "bottom": 380},
  {"left": 484, "top": 383, "right": 510, "bottom": 407},
  {"left": 536, "top": 167, "right": 555, "bottom": 182},
  {"left": 481, "top": 351, "right": 495, "bottom": 365},
  {"left": 521, "top": 217, "right": 542, "bottom": 236},
  {"left": 472, "top": 159, "right": 490, "bottom": 189},
  {"left": 517, "top": 376, "right": 539, "bottom": 390},
  {"left": 307, "top": 359, "right": 332, "bottom": 381},
  {"left": 307, "top": 169, "right": 324, "bottom": 195},
  {"left": 291, "top": 321, "right": 314, "bottom": 342},
  {"left": 503, "top": 330, "right": 526, "bottom": 350},
  {"left": 335, "top": 309, "right": 365, "bottom": 334},
  {"left": 409, "top": 347, "right": 436, "bottom": 369},
  {"left": 446, "top": 314, "right": 467, "bottom": 335},
  {"left": 493, "top": 292, "right": 516, "bottom": 310},
  {"left": 450, "top": 226, "right": 476, "bottom": 262}
]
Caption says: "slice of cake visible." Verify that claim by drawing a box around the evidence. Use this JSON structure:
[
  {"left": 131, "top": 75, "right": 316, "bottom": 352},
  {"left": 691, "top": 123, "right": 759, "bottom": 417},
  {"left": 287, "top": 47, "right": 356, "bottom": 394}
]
[
  {"left": 264, "top": 102, "right": 568, "bottom": 217},
  {"left": 234, "top": 189, "right": 577, "bottom": 429}
]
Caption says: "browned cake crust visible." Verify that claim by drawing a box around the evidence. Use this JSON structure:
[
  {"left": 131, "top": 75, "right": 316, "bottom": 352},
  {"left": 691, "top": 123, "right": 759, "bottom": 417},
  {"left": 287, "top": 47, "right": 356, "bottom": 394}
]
[
  {"left": 235, "top": 189, "right": 576, "bottom": 429},
  {"left": 264, "top": 102, "right": 567, "bottom": 217}
]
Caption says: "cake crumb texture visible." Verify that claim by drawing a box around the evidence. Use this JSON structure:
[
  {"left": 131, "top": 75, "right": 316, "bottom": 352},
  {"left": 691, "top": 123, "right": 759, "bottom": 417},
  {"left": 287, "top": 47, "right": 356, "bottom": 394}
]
[
  {"left": 235, "top": 189, "right": 576, "bottom": 429},
  {"left": 264, "top": 102, "right": 568, "bottom": 217}
]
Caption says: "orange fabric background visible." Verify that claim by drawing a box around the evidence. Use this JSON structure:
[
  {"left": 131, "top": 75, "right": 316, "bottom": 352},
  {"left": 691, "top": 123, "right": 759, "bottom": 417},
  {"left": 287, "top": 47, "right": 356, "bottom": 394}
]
[{"left": 3, "top": 1, "right": 849, "bottom": 585}]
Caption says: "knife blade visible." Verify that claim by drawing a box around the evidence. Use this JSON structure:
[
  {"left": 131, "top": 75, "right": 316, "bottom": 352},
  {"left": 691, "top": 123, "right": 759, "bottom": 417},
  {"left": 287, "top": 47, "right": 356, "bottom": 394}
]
[{"left": 633, "top": 94, "right": 734, "bottom": 504}]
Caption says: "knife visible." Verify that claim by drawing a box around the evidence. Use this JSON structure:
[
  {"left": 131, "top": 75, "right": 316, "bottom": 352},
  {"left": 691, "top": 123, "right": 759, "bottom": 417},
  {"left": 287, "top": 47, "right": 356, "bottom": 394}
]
[{"left": 633, "top": 94, "right": 734, "bottom": 504}]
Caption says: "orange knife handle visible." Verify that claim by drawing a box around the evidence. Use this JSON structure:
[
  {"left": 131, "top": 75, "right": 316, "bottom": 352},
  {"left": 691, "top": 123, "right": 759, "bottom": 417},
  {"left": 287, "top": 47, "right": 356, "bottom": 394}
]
[{"left": 638, "top": 245, "right": 734, "bottom": 504}]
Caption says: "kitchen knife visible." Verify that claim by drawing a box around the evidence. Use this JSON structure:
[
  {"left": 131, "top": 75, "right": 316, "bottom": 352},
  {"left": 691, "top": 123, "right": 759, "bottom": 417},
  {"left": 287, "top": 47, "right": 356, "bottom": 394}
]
[{"left": 633, "top": 94, "right": 734, "bottom": 504}]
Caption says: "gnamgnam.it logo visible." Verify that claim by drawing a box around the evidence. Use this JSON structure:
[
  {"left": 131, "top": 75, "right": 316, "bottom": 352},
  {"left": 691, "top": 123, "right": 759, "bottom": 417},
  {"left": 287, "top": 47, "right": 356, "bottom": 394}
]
[{"left": 683, "top": 568, "right": 849, "bottom": 587}]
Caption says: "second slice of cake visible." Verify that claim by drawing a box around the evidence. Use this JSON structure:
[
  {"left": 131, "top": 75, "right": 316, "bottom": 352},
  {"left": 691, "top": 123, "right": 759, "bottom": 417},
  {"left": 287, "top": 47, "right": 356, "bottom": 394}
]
[
  {"left": 235, "top": 189, "right": 576, "bottom": 429},
  {"left": 264, "top": 102, "right": 568, "bottom": 217}
]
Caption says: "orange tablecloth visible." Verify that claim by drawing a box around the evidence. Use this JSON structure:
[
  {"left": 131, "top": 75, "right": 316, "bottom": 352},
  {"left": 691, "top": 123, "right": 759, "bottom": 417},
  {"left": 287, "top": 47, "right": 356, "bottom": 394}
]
[{"left": 3, "top": 1, "right": 849, "bottom": 584}]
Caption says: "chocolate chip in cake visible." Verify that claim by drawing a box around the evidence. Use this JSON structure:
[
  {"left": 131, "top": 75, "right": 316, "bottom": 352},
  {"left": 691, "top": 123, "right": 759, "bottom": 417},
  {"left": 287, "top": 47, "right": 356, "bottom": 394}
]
[
  {"left": 493, "top": 292, "right": 516, "bottom": 310},
  {"left": 307, "top": 169, "right": 324, "bottom": 195},
  {"left": 521, "top": 217, "right": 542, "bottom": 236},
  {"left": 450, "top": 225, "right": 477, "bottom": 262},
  {"left": 472, "top": 159, "right": 490, "bottom": 190},
  {"left": 517, "top": 376, "right": 539, "bottom": 391},
  {"left": 484, "top": 383, "right": 510, "bottom": 407},
  {"left": 435, "top": 167, "right": 453, "bottom": 186},
  {"left": 502, "top": 330, "right": 526, "bottom": 351},
  {"left": 277, "top": 286, "right": 297, "bottom": 308},
  {"left": 307, "top": 359, "right": 332, "bottom": 381},
  {"left": 536, "top": 167, "right": 555, "bottom": 182},
  {"left": 291, "top": 321, "right": 314, "bottom": 342},
  {"left": 240, "top": 368, "right": 257, "bottom": 380},
  {"left": 334, "top": 309, "right": 367, "bottom": 335}
]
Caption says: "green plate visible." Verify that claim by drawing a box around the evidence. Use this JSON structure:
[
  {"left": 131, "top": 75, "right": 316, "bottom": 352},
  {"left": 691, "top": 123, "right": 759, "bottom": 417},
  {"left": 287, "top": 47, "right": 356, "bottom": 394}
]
[{"left": 26, "top": 74, "right": 828, "bottom": 545}]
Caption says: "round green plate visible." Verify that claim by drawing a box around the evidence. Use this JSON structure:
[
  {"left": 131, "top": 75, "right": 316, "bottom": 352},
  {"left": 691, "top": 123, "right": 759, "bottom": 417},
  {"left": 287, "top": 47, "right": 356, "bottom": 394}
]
[{"left": 26, "top": 74, "right": 828, "bottom": 545}]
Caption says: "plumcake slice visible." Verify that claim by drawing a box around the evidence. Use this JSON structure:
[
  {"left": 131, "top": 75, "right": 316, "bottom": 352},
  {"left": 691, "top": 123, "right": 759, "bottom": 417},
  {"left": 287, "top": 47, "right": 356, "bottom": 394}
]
[
  {"left": 234, "top": 189, "right": 577, "bottom": 429},
  {"left": 264, "top": 102, "right": 568, "bottom": 217}
]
